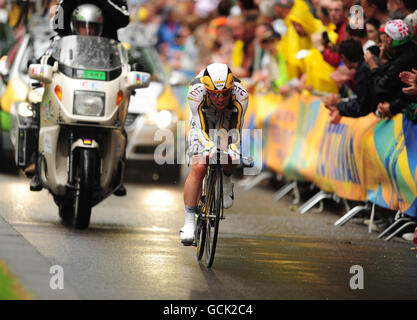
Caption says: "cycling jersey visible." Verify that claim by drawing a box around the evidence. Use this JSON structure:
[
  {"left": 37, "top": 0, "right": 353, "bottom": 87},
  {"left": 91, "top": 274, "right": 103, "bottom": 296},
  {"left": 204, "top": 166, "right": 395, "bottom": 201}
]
[{"left": 187, "top": 76, "right": 249, "bottom": 154}]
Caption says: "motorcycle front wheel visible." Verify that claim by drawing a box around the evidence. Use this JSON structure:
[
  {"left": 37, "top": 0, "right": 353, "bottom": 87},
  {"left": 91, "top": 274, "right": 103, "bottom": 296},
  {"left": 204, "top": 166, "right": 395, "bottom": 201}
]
[
  {"left": 74, "top": 148, "right": 96, "bottom": 229},
  {"left": 58, "top": 200, "right": 74, "bottom": 226}
]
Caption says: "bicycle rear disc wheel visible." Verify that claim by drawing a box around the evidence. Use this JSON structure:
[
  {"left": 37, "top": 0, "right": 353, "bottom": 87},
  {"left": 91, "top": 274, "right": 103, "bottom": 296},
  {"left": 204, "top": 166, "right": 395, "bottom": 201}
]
[
  {"left": 204, "top": 167, "right": 222, "bottom": 268},
  {"left": 195, "top": 210, "right": 206, "bottom": 261}
]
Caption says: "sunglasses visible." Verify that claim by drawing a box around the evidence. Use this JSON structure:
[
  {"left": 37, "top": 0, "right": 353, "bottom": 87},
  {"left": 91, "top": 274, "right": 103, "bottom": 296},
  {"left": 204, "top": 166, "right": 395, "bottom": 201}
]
[{"left": 208, "top": 90, "right": 231, "bottom": 98}]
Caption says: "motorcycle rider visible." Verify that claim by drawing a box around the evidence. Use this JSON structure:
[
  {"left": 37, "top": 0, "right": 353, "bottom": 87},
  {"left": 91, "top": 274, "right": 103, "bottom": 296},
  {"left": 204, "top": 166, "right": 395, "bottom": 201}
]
[
  {"left": 180, "top": 63, "right": 249, "bottom": 245},
  {"left": 29, "top": 2, "right": 130, "bottom": 196},
  {"left": 51, "top": 0, "right": 129, "bottom": 41}
]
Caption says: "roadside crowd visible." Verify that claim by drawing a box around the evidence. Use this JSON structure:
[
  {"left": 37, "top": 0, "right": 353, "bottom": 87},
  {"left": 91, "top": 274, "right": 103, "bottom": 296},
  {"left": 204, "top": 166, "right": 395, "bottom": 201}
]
[
  {"left": 134, "top": 0, "right": 417, "bottom": 123},
  {"left": 5, "top": 0, "right": 417, "bottom": 123}
]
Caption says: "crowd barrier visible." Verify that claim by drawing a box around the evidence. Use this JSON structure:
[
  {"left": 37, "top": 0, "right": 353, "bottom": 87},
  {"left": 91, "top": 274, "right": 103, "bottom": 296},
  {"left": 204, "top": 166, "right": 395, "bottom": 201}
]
[{"left": 245, "top": 92, "right": 417, "bottom": 219}]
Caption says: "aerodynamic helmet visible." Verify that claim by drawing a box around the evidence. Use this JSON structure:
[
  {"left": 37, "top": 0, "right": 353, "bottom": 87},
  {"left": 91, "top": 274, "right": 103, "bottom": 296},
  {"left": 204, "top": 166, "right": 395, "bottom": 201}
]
[{"left": 200, "top": 63, "right": 234, "bottom": 93}]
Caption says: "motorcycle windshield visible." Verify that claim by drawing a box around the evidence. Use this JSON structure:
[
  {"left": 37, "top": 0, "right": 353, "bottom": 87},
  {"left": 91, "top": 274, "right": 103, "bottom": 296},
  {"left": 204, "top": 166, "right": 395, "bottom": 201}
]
[{"left": 51, "top": 35, "right": 127, "bottom": 72}]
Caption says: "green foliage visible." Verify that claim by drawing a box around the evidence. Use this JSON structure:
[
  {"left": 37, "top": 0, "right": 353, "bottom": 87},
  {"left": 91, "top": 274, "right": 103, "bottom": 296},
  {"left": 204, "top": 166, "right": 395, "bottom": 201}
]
[{"left": 0, "top": 264, "right": 18, "bottom": 300}]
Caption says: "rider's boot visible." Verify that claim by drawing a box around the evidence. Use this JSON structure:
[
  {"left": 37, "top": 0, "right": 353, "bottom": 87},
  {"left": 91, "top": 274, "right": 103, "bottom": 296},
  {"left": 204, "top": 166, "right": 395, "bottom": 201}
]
[
  {"left": 30, "top": 174, "right": 43, "bottom": 191},
  {"left": 114, "top": 184, "right": 127, "bottom": 196},
  {"left": 223, "top": 173, "right": 234, "bottom": 209}
]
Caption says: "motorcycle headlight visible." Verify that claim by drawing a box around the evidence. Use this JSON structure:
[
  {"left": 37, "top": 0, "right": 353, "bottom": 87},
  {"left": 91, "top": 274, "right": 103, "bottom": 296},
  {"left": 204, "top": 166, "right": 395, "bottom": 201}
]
[{"left": 74, "top": 91, "right": 105, "bottom": 117}]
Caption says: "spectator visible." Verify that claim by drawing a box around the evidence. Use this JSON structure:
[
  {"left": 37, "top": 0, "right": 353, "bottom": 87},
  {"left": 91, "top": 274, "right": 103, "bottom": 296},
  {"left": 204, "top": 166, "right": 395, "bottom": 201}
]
[
  {"left": 227, "top": 14, "right": 253, "bottom": 77},
  {"left": 241, "top": 11, "right": 259, "bottom": 76},
  {"left": 179, "top": 0, "right": 201, "bottom": 28},
  {"left": 360, "top": 0, "right": 389, "bottom": 24},
  {"left": 345, "top": 23, "right": 376, "bottom": 52},
  {"left": 194, "top": 0, "right": 220, "bottom": 19},
  {"left": 388, "top": 0, "right": 406, "bottom": 19},
  {"left": 156, "top": 7, "right": 181, "bottom": 53},
  {"left": 400, "top": 0, "right": 417, "bottom": 15},
  {"left": 321, "top": 0, "right": 348, "bottom": 68},
  {"left": 404, "top": 10, "right": 417, "bottom": 38},
  {"left": 364, "top": 19, "right": 417, "bottom": 117},
  {"left": 310, "top": 0, "right": 322, "bottom": 18},
  {"left": 256, "top": 29, "right": 291, "bottom": 94},
  {"left": 210, "top": 24, "right": 235, "bottom": 65},
  {"left": 165, "top": 23, "right": 199, "bottom": 78},
  {"left": 279, "top": 0, "right": 322, "bottom": 80},
  {"left": 302, "top": 43, "right": 340, "bottom": 94},
  {"left": 288, "top": 0, "right": 322, "bottom": 38},
  {"left": 399, "top": 68, "right": 417, "bottom": 122},
  {"left": 365, "top": 18, "right": 381, "bottom": 43},
  {"left": 323, "top": 38, "right": 376, "bottom": 124},
  {"left": 343, "top": 0, "right": 355, "bottom": 8},
  {"left": 399, "top": 68, "right": 417, "bottom": 95},
  {"left": 272, "top": 0, "right": 295, "bottom": 19},
  {"left": 317, "top": 0, "right": 332, "bottom": 27},
  {"left": 252, "top": 22, "right": 274, "bottom": 76},
  {"left": 237, "top": 0, "right": 259, "bottom": 16},
  {"left": 271, "top": 0, "right": 295, "bottom": 36},
  {"left": 208, "top": 0, "right": 232, "bottom": 43},
  {"left": 137, "top": 2, "right": 162, "bottom": 43}
]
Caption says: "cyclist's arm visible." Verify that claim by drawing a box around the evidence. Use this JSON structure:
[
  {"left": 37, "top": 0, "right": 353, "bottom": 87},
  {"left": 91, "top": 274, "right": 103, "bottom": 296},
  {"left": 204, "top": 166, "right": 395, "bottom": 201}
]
[
  {"left": 229, "top": 82, "right": 249, "bottom": 150},
  {"left": 188, "top": 83, "right": 213, "bottom": 150}
]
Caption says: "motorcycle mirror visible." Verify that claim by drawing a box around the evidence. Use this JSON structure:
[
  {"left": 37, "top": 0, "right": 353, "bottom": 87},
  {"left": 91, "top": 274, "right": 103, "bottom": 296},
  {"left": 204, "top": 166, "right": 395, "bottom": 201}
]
[
  {"left": 28, "top": 64, "right": 53, "bottom": 84},
  {"left": 125, "top": 71, "right": 151, "bottom": 91}
]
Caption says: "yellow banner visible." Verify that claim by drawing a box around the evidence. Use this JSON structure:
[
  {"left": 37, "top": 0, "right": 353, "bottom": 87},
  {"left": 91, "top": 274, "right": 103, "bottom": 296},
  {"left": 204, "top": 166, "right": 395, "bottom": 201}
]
[{"left": 263, "top": 93, "right": 417, "bottom": 216}]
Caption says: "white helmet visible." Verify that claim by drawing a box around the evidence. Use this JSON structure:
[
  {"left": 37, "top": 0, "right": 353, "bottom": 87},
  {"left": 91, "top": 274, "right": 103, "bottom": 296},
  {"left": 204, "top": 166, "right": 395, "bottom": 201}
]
[
  {"left": 200, "top": 63, "right": 234, "bottom": 93},
  {"left": 71, "top": 4, "right": 104, "bottom": 36}
]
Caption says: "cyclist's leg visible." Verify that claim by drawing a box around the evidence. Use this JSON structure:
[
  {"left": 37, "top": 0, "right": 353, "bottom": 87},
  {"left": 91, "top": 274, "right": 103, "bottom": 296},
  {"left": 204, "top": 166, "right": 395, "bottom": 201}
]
[
  {"left": 184, "top": 156, "right": 208, "bottom": 206},
  {"left": 181, "top": 156, "right": 208, "bottom": 244},
  {"left": 221, "top": 163, "right": 237, "bottom": 209}
]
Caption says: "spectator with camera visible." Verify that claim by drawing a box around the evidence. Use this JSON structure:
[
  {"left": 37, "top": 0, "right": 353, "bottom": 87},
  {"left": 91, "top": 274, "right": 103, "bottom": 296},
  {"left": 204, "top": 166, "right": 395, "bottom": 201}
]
[
  {"left": 321, "top": 0, "right": 348, "bottom": 68},
  {"left": 323, "top": 38, "right": 376, "bottom": 124},
  {"left": 364, "top": 19, "right": 417, "bottom": 118}
]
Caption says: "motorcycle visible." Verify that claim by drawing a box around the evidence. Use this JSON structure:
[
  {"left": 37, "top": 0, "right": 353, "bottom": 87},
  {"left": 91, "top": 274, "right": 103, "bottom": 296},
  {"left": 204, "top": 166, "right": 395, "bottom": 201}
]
[{"left": 24, "top": 35, "right": 150, "bottom": 229}]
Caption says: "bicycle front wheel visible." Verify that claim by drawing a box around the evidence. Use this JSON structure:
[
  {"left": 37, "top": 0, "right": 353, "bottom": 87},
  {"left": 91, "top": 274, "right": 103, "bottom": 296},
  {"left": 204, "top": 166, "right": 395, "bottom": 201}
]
[{"left": 204, "top": 166, "right": 222, "bottom": 268}]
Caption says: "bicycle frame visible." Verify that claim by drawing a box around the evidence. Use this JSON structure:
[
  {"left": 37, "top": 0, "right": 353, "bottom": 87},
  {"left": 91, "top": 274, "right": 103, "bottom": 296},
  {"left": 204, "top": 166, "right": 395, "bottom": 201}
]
[
  {"left": 193, "top": 147, "right": 253, "bottom": 267},
  {"left": 203, "top": 163, "right": 224, "bottom": 220}
]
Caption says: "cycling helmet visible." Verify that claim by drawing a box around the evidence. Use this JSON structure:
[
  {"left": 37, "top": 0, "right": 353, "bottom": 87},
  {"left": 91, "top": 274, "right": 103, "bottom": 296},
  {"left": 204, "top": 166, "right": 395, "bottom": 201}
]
[
  {"left": 201, "top": 63, "right": 234, "bottom": 93},
  {"left": 71, "top": 4, "right": 104, "bottom": 36}
]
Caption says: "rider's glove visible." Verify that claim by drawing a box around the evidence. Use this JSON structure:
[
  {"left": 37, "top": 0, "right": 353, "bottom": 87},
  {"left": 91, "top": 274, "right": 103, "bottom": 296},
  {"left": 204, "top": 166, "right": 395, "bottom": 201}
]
[
  {"left": 202, "top": 141, "right": 216, "bottom": 158},
  {"left": 228, "top": 143, "right": 240, "bottom": 162}
]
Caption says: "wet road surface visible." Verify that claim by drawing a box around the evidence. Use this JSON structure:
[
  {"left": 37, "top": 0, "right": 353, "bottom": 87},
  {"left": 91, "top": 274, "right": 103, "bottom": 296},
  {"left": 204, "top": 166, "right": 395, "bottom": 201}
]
[{"left": 0, "top": 170, "right": 416, "bottom": 299}]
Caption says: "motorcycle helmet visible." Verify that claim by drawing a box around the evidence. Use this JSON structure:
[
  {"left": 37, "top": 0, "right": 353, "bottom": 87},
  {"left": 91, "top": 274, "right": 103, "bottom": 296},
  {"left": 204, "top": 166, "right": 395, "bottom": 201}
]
[{"left": 70, "top": 4, "right": 104, "bottom": 36}]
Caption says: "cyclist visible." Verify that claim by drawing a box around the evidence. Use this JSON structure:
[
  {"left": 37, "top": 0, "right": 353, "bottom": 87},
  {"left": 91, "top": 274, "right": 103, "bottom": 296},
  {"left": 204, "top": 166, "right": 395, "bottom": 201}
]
[{"left": 180, "top": 63, "right": 249, "bottom": 245}]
